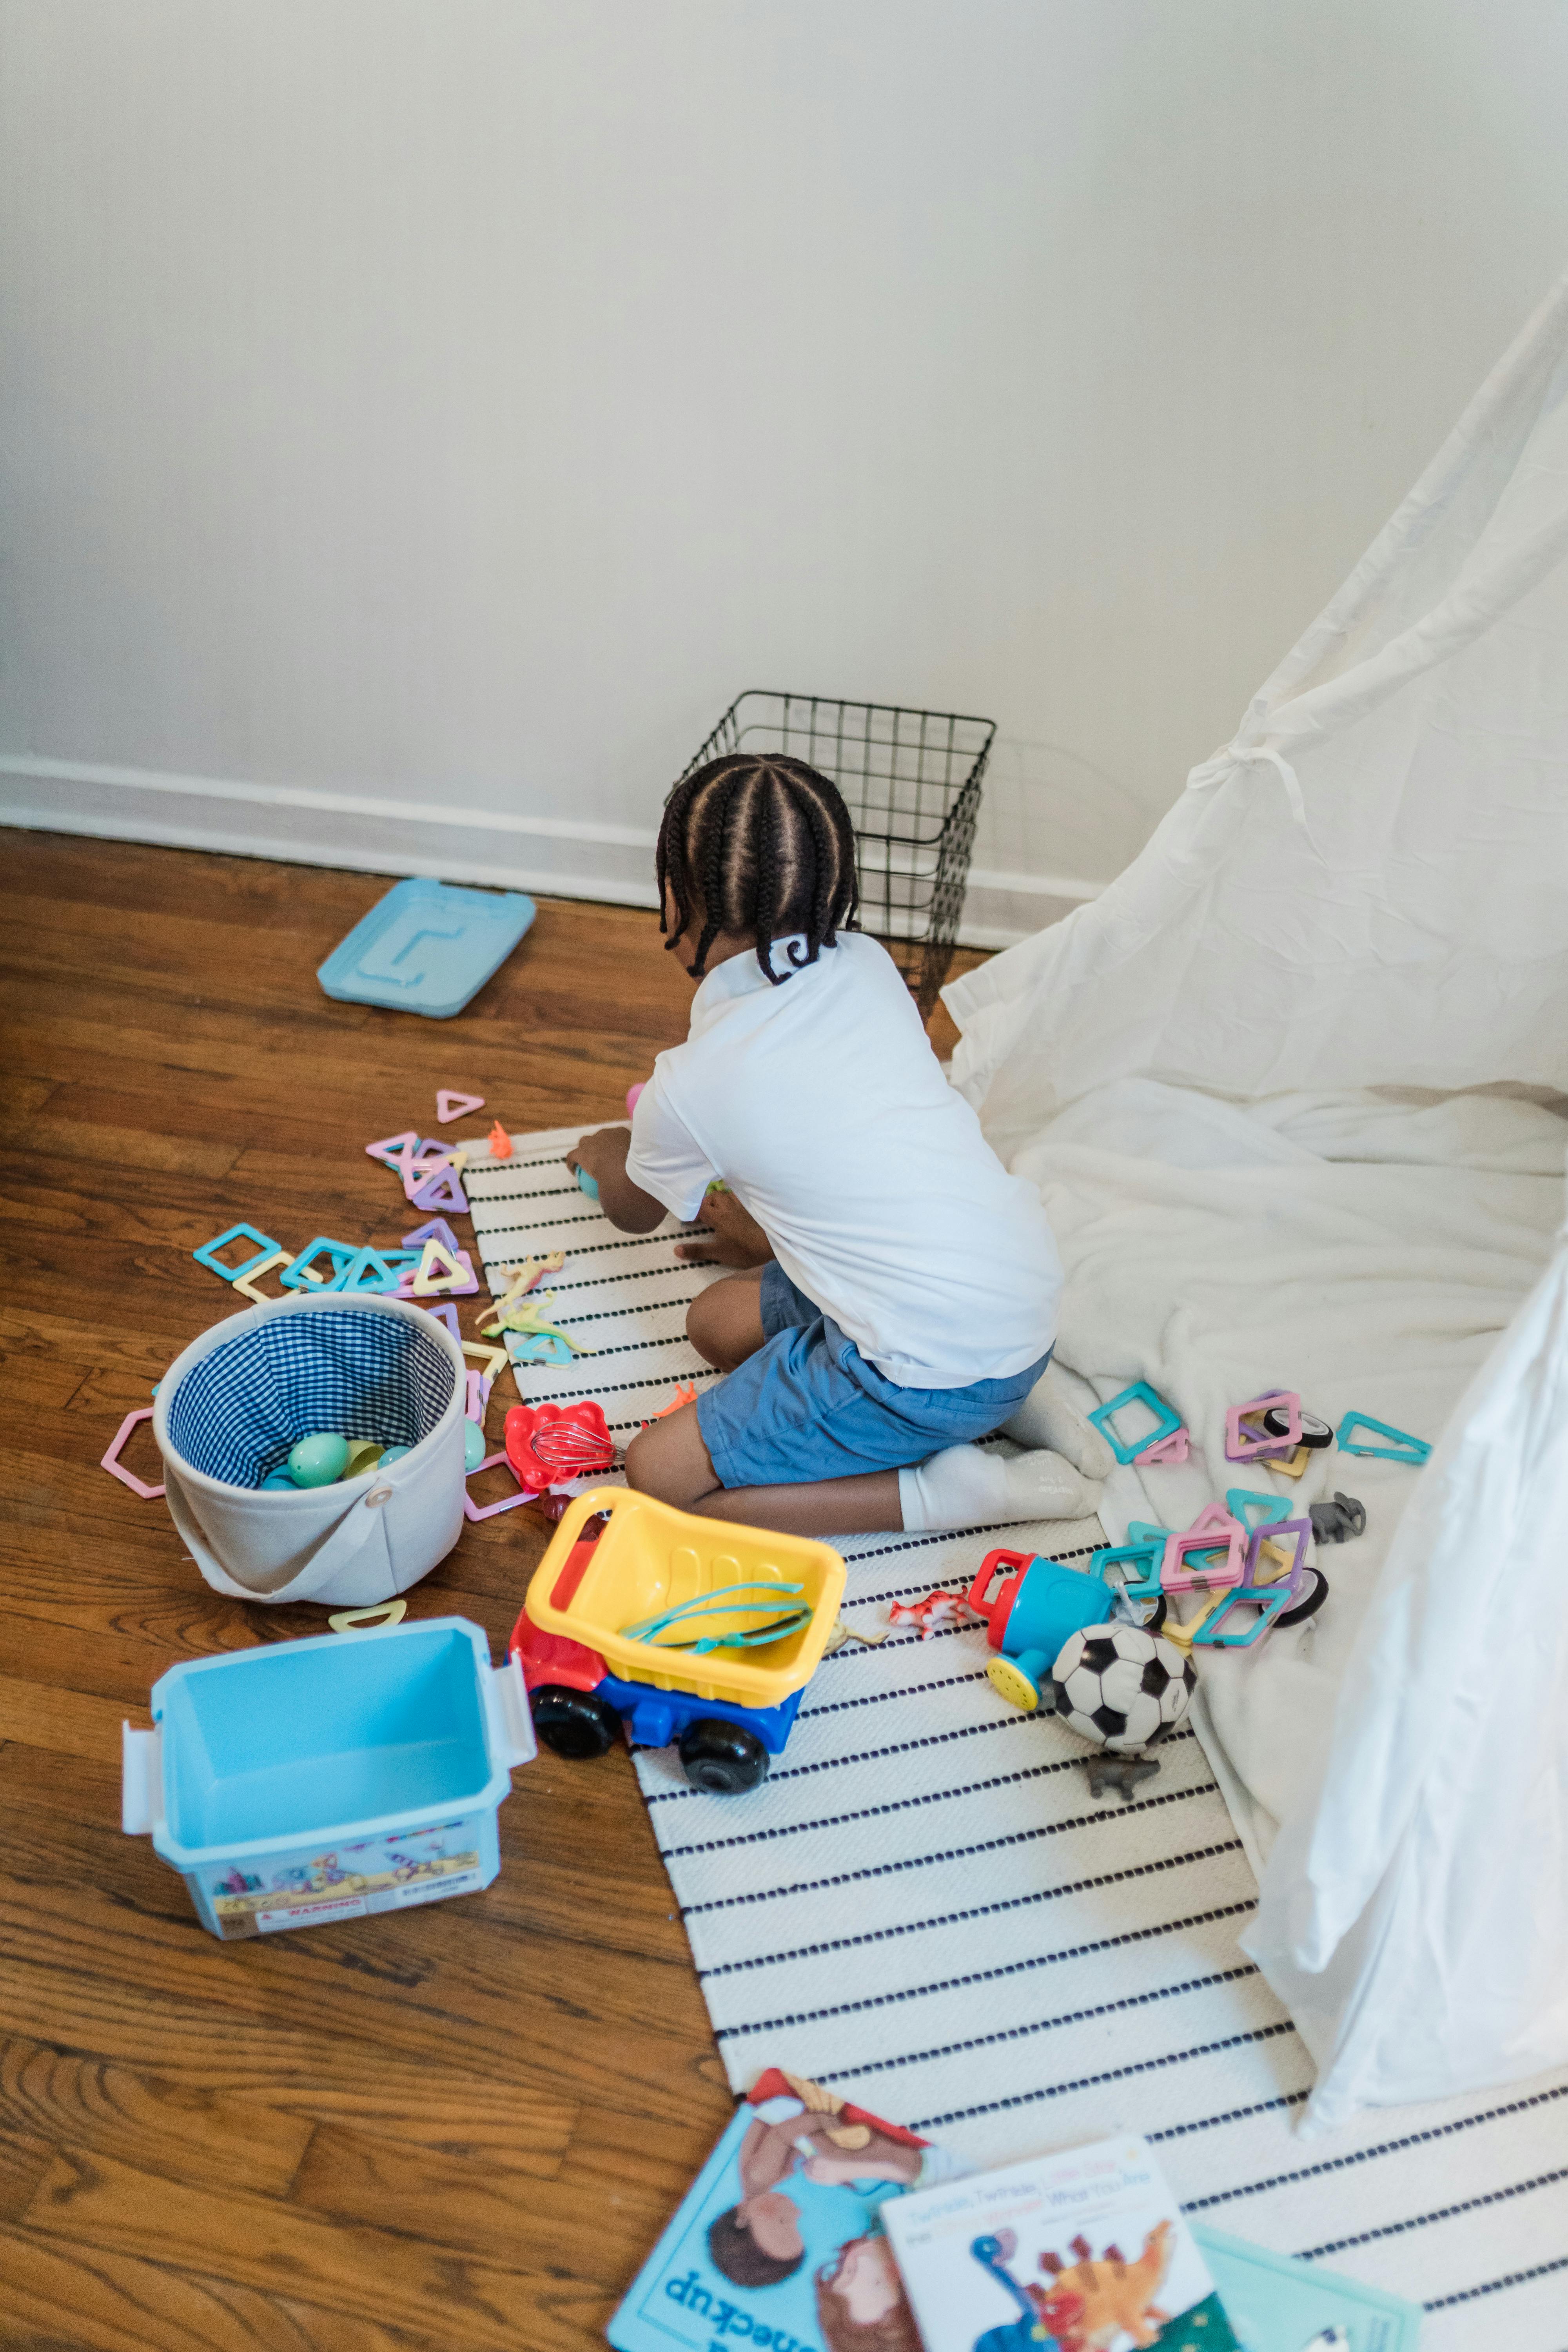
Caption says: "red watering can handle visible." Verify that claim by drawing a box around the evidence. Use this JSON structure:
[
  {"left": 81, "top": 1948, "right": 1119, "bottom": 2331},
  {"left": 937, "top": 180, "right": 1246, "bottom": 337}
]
[{"left": 966, "top": 1548, "right": 1033, "bottom": 1627}]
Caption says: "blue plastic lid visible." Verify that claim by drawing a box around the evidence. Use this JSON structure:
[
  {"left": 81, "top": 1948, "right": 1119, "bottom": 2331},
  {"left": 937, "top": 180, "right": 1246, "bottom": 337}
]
[{"left": 317, "top": 876, "right": 536, "bottom": 1019}]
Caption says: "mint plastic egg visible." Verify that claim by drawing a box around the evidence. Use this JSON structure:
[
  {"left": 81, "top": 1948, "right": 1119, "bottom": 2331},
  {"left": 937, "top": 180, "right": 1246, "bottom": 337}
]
[
  {"left": 464, "top": 1419, "right": 486, "bottom": 1470},
  {"left": 287, "top": 1432, "right": 351, "bottom": 1487}
]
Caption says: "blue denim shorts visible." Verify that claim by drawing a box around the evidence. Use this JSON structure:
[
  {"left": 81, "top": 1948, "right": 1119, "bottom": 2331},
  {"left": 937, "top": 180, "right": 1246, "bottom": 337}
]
[{"left": 695, "top": 1263, "right": 1053, "bottom": 1490}]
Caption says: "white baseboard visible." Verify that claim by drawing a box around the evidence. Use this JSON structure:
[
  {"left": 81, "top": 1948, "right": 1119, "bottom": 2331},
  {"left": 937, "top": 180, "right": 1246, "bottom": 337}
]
[{"left": 0, "top": 753, "right": 1102, "bottom": 948}]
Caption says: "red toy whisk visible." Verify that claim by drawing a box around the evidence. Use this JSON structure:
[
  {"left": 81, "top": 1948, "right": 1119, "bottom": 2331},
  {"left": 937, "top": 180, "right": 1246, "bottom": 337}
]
[{"left": 505, "top": 1401, "right": 616, "bottom": 1491}]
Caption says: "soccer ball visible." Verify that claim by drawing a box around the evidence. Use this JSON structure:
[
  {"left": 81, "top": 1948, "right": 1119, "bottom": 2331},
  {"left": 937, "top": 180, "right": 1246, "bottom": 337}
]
[{"left": 1048, "top": 1622, "right": 1195, "bottom": 1751}]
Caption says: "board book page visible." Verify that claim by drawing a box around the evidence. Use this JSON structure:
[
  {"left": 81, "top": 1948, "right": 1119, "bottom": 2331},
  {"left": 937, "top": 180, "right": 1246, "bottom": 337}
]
[
  {"left": 608, "top": 2068, "right": 960, "bottom": 2352},
  {"left": 881, "top": 2131, "right": 1239, "bottom": 2352},
  {"left": 1192, "top": 2225, "right": 1423, "bottom": 2350}
]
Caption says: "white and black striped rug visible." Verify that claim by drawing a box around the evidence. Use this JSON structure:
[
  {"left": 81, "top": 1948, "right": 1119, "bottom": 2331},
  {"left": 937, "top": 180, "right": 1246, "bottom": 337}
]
[{"left": 465, "top": 1129, "right": 1568, "bottom": 2350}]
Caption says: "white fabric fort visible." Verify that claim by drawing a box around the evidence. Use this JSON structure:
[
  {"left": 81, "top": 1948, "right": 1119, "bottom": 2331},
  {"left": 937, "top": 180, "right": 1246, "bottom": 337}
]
[{"left": 944, "top": 268, "right": 1568, "bottom": 2134}]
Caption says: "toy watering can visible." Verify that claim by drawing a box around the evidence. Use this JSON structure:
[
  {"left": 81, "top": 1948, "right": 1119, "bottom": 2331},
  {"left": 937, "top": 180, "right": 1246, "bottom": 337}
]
[{"left": 964, "top": 1548, "right": 1120, "bottom": 1712}]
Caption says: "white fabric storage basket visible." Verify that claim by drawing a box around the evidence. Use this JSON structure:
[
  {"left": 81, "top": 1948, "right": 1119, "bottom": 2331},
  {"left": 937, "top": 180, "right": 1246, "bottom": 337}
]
[{"left": 152, "top": 1292, "right": 467, "bottom": 1609}]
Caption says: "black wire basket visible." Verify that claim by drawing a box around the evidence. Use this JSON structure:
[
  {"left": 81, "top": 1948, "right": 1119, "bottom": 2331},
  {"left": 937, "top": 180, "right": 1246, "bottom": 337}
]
[{"left": 681, "top": 690, "right": 996, "bottom": 1018}]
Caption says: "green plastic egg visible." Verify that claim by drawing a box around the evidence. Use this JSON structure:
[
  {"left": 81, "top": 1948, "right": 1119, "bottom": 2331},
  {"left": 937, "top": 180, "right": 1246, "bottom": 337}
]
[
  {"left": 287, "top": 1432, "right": 351, "bottom": 1487},
  {"left": 464, "top": 1419, "right": 486, "bottom": 1471}
]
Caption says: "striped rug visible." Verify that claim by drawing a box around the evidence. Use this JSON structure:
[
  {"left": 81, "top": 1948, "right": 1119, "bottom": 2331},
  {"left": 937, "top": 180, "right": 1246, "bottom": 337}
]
[{"left": 465, "top": 1128, "right": 1568, "bottom": 2349}]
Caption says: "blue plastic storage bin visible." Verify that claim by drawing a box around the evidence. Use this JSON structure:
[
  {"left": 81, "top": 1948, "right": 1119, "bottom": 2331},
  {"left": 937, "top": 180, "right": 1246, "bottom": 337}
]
[
  {"left": 122, "top": 1618, "right": 535, "bottom": 1939},
  {"left": 316, "top": 876, "right": 536, "bottom": 1018}
]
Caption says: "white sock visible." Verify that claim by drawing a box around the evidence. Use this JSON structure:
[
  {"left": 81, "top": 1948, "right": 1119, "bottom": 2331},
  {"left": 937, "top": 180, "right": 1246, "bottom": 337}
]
[
  {"left": 1000, "top": 1363, "right": 1116, "bottom": 1481},
  {"left": 897, "top": 1443, "right": 1101, "bottom": 1534}
]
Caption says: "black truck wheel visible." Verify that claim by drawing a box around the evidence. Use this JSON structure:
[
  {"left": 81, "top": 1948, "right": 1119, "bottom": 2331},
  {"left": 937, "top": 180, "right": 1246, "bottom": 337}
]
[
  {"left": 1275, "top": 1567, "right": 1330, "bottom": 1627},
  {"left": 678, "top": 1719, "right": 770, "bottom": 1793},
  {"left": 531, "top": 1684, "right": 621, "bottom": 1759}
]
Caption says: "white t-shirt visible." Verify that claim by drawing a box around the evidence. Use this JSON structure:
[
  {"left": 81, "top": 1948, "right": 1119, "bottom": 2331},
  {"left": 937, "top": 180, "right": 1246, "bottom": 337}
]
[{"left": 625, "top": 932, "right": 1063, "bottom": 1389}]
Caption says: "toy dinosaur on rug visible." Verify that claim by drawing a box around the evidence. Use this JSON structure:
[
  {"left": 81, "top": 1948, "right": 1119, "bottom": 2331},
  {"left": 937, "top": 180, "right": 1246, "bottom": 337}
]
[{"left": 887, "top": 1588, "right": 976, "bottom": 1639}]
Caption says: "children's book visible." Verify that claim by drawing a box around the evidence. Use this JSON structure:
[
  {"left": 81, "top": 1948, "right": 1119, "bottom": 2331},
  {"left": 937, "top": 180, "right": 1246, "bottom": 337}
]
[
  {"left": 881, "top": 2132, "right": 1239, "bottom": 2351},
  {"left": 1191, "top": 2225, "right": 1423, "bottom": 2350},
  {"left": 608, "top": 2068, "right": 967, "bottom": 2352}
]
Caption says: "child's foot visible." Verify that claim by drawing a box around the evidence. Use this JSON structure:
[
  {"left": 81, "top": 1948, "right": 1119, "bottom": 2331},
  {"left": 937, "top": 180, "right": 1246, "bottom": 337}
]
[
  {"left": 897, "top": 1443, "right": 1101, "bottom": 1534},
  {"left": 1000, "top": 1364, "right": 1116, "bottom": 1481}
]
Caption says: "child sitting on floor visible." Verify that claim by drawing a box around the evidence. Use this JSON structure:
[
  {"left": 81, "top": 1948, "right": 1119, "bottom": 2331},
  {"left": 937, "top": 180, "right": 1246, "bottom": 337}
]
[{"left": 565, "top": 751, "right": 1112, "bottom": 1537}]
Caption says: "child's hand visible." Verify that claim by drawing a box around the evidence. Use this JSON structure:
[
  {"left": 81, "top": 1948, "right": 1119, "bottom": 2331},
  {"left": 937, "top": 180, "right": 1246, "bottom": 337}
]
[
  {"left": 675, "top": 1185, "right": 774, "bottom": 1269},
  {"left": 566, "top": 1127, "right": 630, "bottom": 1190},
  {"left": 565, "top": 1127, "right": 666, "bottom": 1235}
]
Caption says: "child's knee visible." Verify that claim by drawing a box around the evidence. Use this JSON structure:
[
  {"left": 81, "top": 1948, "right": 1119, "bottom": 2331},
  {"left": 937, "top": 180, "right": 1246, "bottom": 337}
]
[
  {"left": 684, "top": 1288, "right": 720, "bottom": 1364},
  {"left": 686, "top": 1274, "right": 766, "bottom": 1373},
  {"left": 624, "top": 1412, "right": 719, "bottom": 1509},
  {"left": 686, "top": 1283, "right": 741, "bottom": 1371},
  {"left": 622, "top": 1427, "right": 666, "bottom": 1496}
]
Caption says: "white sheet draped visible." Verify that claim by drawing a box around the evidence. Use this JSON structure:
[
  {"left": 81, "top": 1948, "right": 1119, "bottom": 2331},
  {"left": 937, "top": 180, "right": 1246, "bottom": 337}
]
[
  {"left": 1007, "top": 1079, "right": 1563, "bottom": 2127},
  {"left": 1250, "top": 1209, "right": 1568, "bottom": 2127},
  {"left": 945, "top": 268, "right": 1568, "bottom": 2127}
]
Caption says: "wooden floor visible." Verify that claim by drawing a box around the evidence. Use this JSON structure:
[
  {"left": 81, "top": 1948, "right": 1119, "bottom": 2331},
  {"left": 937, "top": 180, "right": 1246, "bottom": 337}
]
[{"left": 0, "top": 829, "right": 981, "bottom": 2352}]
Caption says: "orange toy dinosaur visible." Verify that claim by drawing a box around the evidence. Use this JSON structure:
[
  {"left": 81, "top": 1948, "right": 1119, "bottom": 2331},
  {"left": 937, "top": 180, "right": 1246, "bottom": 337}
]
[{"left": 1031, "top": 2220, "right": 1173, "bottom": 2351}]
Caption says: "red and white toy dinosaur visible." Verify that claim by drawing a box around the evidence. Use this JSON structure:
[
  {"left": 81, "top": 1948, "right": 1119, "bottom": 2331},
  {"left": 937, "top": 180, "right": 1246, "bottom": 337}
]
[{"left": 886, "top": 1588, "right": 978, "bottom": 1639}]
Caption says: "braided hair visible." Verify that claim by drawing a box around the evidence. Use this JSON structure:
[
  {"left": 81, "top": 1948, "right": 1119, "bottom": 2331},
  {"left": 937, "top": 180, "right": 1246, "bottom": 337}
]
[{"left": 656, "top": 753, "right": 860, "bottom": 984}]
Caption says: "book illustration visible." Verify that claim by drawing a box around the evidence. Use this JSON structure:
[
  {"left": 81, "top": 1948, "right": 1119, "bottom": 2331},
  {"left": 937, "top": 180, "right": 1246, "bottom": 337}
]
[
  {"left": 608, "top": 2067, "right": 964, "bottom": 2352},
  {"left": 883, "top": 2134, "right": 1239, "bottom": 2352},
  {"left": 207, "top": 1819, "right": 482, "bottom": 1936},
  {"left": 812, "top": 2233, "right": 919, "bottom": 2352},
  {"left": 971, "top": 2220, "right": 1176, "bottom": 2351},
  {"left": 708, "top": 2069, "right": 931, "bottom": 2298}
]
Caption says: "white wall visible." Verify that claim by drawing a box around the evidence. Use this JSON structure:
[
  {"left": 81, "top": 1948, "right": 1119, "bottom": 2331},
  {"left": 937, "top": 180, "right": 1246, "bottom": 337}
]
[{"left": 4, "top": 0, "right": 1568, "bottom": 942}]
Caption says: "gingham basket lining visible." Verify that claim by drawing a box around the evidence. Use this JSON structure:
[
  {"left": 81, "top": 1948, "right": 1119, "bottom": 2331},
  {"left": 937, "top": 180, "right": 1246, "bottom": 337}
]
[{"left": 165, "top": 1310, "right": 456, "bottom": 1489}]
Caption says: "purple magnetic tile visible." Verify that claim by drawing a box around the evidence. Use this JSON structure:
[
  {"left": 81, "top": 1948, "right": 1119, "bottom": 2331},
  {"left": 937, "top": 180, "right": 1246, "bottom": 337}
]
[{"left": 402, "top": 1216, "right": 462, "bottom": 1256}]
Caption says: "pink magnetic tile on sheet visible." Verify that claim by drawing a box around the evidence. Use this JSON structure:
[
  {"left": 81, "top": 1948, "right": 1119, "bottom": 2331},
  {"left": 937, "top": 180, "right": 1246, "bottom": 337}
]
[
  {"left": 1225, "top": 1390, "right": 1301, "bottom": 1462},
  {"left": 1134, "top": 1426, "right": 1189, "bottom": 1466},
  {"left": 1162, "top": 1502, "right": 1246, "bottom": 1593}
]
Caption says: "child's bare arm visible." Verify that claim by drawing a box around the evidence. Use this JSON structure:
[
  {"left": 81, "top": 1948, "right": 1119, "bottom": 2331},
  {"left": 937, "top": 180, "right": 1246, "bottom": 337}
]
[{"left": 565, "top": 1128, "right": 666, "bottom": 1234}]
